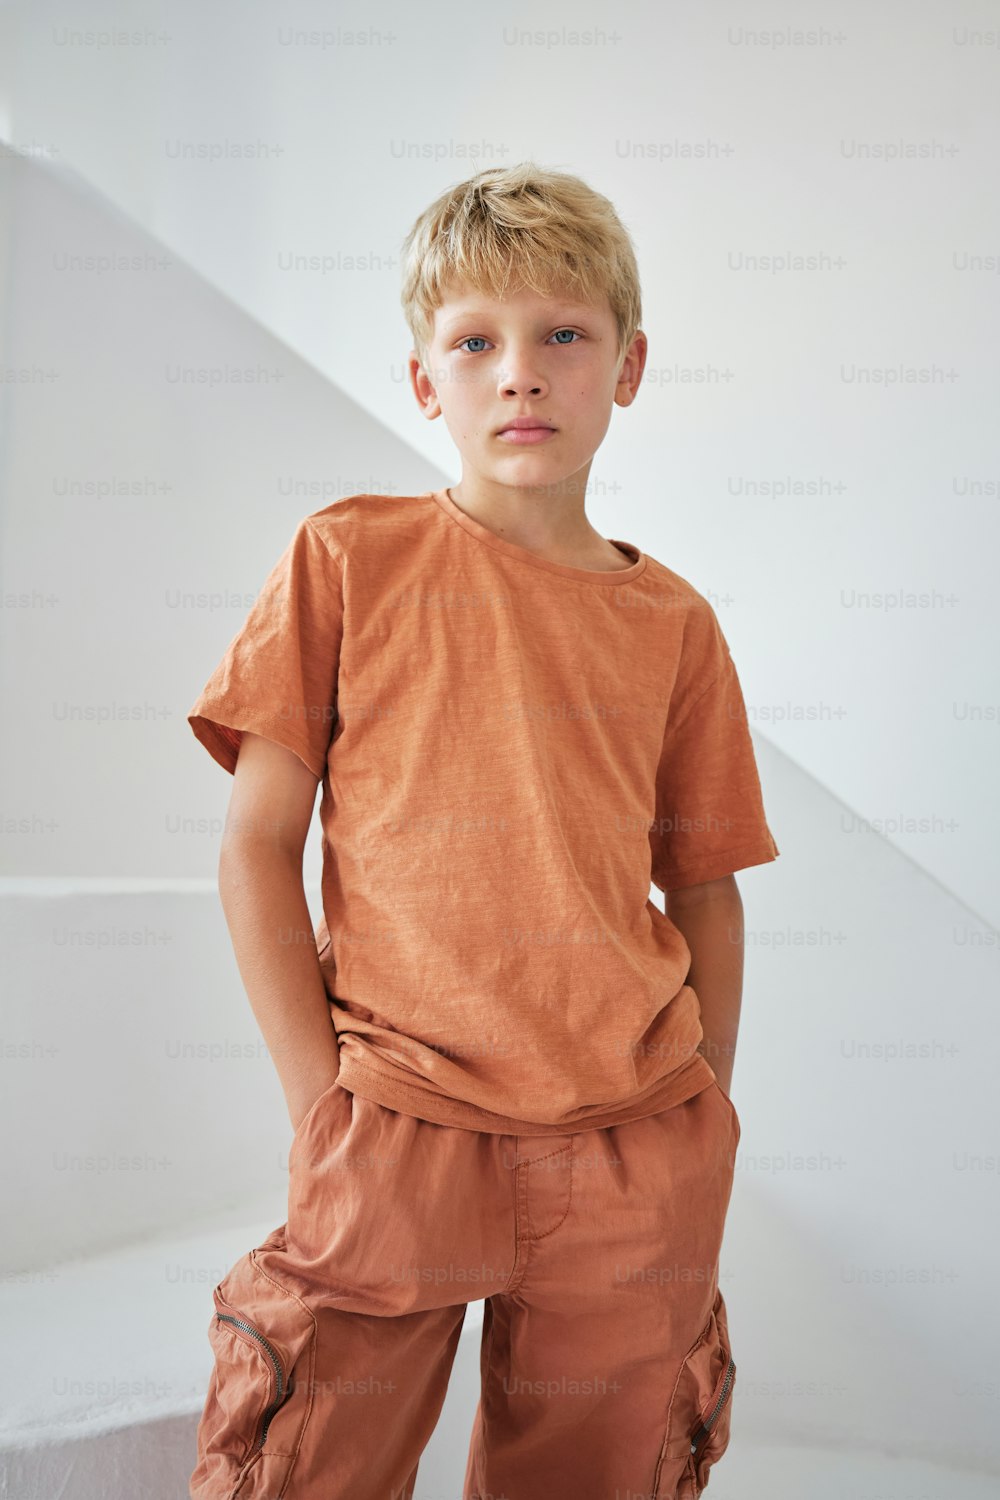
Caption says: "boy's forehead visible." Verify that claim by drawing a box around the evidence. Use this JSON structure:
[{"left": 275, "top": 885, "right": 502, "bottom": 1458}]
[{"left": 433, "top": 279, "right": 609, "bottom": 330}]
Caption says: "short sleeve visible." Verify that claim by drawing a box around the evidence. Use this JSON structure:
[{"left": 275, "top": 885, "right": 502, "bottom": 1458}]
[
  {"left": 649, "top": 604, "right": 779, "bottom": 891},
  {"left": 187, "top": 516, "right": 343, "bottom": 780}
]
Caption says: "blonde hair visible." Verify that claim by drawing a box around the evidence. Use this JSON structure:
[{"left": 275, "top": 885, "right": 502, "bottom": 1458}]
[{"left": 400, "top": 161, "right": 643, "bottom": 376}]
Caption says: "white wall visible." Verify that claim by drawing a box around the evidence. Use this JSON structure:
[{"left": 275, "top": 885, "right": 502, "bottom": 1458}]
[
  {"left": 1, "top": 3, "right": 999, "bottom": 1483},
  {"left": 2, "top": 0, "right": 998, "bottom": 919}
]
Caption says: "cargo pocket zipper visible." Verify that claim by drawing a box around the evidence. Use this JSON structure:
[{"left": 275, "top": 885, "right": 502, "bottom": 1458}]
[
  {"left": 689, "top": 1351, "right": 735, "bottom": 1463},
  {"left": 216, "top": 1312, "right": 288, "bottom": 1450}
]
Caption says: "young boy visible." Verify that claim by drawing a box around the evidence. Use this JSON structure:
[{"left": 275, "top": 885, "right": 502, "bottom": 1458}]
[{"left": 187, "top": 162, "right": 779, "bottom": 1500}]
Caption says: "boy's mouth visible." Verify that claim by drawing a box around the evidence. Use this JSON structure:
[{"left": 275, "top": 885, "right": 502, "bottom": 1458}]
[{"left": 496, "top": 417, "right": 558, "bottom": 445}]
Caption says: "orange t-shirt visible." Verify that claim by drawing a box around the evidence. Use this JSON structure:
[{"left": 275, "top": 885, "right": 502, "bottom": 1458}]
[{"left": 188, "top": 488, "right": 779, "bottom": 1135}]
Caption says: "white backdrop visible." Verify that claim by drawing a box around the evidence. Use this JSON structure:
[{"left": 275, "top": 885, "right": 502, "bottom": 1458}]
[{"left": 1, "top": 3, "right": 998, "bottom": 1495}]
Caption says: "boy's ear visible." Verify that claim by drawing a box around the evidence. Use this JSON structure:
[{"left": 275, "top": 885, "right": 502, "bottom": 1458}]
[
  {"left": 614, "top": 329, "right": 648, "bottom": 408},
  {"left": 408, "top": 348, "right": 442, "bottom": 421}
]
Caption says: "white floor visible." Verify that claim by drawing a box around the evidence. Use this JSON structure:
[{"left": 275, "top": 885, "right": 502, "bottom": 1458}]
[{"left": 663, "top": 1447, "right": 1000, "bottom": 1500}]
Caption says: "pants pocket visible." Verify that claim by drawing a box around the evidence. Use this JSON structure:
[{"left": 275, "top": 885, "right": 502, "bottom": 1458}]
[
  {"left": 190, "top": 1247, "right": 317, "bottom": 1498},
  {"left": 711, "top": 1078, "right": 741, "bottom": 1147},
  {"left": 654, "top": 1287, "right": 737, "bottom": 1497},
  {"left": 288, "top": 1077, "right": 348, "bottom": 1174}
]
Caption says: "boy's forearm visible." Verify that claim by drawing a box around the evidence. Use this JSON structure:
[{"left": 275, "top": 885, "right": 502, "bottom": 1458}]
[
  {"left": 664, "top": 882, "right": 745, "bottom": 1095},
  {"left": 219, "top": 842, "right": 340, "bottom": 1131}
]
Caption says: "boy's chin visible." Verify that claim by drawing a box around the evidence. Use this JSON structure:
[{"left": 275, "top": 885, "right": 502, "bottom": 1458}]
[{"left": 465, "top": 454, "right": 584, "bottom": 489}]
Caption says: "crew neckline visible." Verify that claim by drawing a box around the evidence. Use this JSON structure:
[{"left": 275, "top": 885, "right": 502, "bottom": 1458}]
[{"left": 427, "top": 487, "right": 647, "bottom": 585}]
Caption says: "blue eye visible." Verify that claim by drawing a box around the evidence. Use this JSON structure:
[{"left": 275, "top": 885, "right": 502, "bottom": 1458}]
[{"left": 456, "top": 329, "right": 582, "bottom": 353}]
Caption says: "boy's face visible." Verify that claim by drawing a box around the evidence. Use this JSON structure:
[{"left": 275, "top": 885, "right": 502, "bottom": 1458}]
[{"left": 409, "top": 278, "right": 646, "bottom": 497}]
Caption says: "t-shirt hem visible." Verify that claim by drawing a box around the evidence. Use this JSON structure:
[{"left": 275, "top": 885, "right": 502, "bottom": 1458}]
[{"left": 334, "top": 1051, "right": 718, "bottom": 1135}]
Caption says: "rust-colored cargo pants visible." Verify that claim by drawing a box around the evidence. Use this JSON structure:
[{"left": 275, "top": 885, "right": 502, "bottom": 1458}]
[{"left": 189, "top": 1075, "right": 741, "bottom": 1499}]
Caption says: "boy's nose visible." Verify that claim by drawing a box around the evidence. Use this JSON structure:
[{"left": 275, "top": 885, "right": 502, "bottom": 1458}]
[{"left": 497, "top": 368, "right": 547, "bottom": 397}]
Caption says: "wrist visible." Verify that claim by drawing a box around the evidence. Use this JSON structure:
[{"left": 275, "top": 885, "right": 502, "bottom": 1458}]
[{"left": 285, "top": 1054, "right": 341, "bottom": 1133}]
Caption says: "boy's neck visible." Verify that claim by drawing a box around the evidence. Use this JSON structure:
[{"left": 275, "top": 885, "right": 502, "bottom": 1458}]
[{"left": 446, "top": 481, "right": 630, "bottom": 573}]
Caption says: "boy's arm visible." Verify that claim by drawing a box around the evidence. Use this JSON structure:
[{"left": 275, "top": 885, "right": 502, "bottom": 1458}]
[
  {"left": 218, "top": 730, "right": 341, "bottom": 1134},
  {"left": 664, "top": 874, "right": 745, "bottom": 1097}
]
